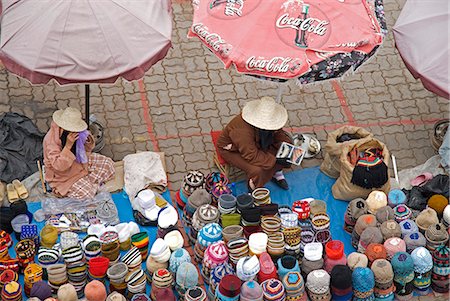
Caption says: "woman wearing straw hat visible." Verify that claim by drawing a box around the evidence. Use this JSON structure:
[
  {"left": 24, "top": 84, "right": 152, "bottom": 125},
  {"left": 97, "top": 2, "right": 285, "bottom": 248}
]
[
  {"left": 43, "top": 107, "right": 115, "bottom": 199},
  {"left": 217, "top": 97, "right": 292, "bottom": 191}
]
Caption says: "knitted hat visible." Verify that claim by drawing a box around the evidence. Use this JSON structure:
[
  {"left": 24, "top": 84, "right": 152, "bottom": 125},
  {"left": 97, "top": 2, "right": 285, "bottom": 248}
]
[
  {"left": 366, "top": 191, "right": 387, "bottom": 214},
  {"left": 277, "top": 255, "right": 301, "bottom": 280},
  {"left": 388, "top": 189, "right": 406, "bottom": 208},
  {"left": 352, "top": 267, "right": 375, "bottom": 300},
  {"left": 209, "top": 263, "right": 235, "bottom": 294},
  {"left": 283, "top": 271, "right": 305, "bottom": 298},
  {"left": 176, "top": 262, "right": 199, "bottom": 290},
  {"left": 152, "top": 269, "right": 173, "bottom": 289},
  {"left": 354, "top": 214, "right": 377, "bottom": 236},
  {"left": 58, "top": 284, "right": 78, "bottom": 301},
  {"left": 30, "top": 280, "right": 52, "bottom": 300},
  {"left": 217, "top": 275, "right": 242, "bottom": 299},
  {"left": 240, "top": 281, "right": 264, "bottom": 301},
  {"left": 205, "top": 172, "right": 229, "bottom": 193},
  {"left": 357, "top": 227, "right": 383, "bottom": 253},
  {"left": 153, "top": 288, "right": 176, "bottom": 301},
  {"left": 1, "top": 281, "right": 22, "bottom": 301},
  {"left": 404, "top": 232, "right": 426, "bottom": 253},
  {"left": 415, "top": 208, "right": 439, "bottom": 233},
  {"left": 258, "top": 252, "right": 277, "bottom": 283},
  {"left": 169, "top": 248, "right": 191, "bottom": 274},
  {"left": 164, "top": 230, "right": 184, "bottom": 251},
  {"left": 347, "top": 252, "right": 368, "bottom": 270},
  {"left": 185, "top": 287, "right": 207, "bottom": 301},
  {"left": 425, "top": 223, "right": 449, "bottom": 251},
  {"left": 375, "top": 206, "right": 394, "bottom": 223},
  {"left": 330, "top": 265, "right": 352, "bottom": 299},
  {"left": 431, "top": 245, "right": 450, "bottom": 293},
  {"left": 365, "top": 244, "right": 387, "bottom": 266},
  {"left": 380, "top": 220, "right": 401, "bottom": 240},
  {"left": 292, "top": 200, "right": 311, "bottom": 220},
  {"left": 411, "top": 247, "right": 433, "bottom": 273},
  {"left": 248, "top": 232, "right": 268, "bottom": 255},
  {"left": 399, "top": 219, "right": 419, "bottom": 239},
  {"left": 443, "top": 205, "right": 450, "bottom": 227},
  {"left": 187, "top": 189, "right": 211, "bottom": 210},
  {"left": 237, "top": 194, "right": 254, "bottom": 212},
  {"left": 306, "top": 269, "right": 330, "bottom": 301},
  {"left": 371, "top": 259, "right": 394, "bottom": 287},
  {"left": 383, "top": 238, "right": 406, "bottom": 260},
  {"left": 146, "top": 255, "right": 168, "bottom": 277},
  {"left": 85, "top": 280, "right": 107, "bottom": 301},
  {"left": 309, "top": 200, "right": 327, "bottom": 217},
  {"left": 236, "top": 255, "right": 260, "bottom": 282},
  {"left": 197, "top": 223, "right": 222, "bottom": 247},
  {"left": 261, "top": 278, "right": 286, "bottom": 301},
  {"left": 391, "top": 252, "right": 414, "bottom": 284},
  {"left": 393, "top": 204, "right": 412, "bottom": 222},
  {"left": 345, "top": 198, "right": 368, "bottom": 226},
  {"left": 427, "top": 194, "right": 449, "bottom": 217},
  {"left": 106, "top": 292, "right": 126, "bottom": 301}
]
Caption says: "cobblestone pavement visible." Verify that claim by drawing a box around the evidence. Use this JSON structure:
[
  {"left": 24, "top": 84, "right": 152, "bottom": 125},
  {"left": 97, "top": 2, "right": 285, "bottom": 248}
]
[{"left": 0, "top": 0, "right": 448, "bottom": 192}]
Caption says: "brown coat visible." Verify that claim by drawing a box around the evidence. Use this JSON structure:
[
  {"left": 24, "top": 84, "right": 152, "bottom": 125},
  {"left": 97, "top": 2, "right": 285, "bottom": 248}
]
[
  {"left": 43, "top": 122, "right": 95, "bottom": 196},
  {"left": 217, "top": 114, "right": 291, "bottom": 187}
]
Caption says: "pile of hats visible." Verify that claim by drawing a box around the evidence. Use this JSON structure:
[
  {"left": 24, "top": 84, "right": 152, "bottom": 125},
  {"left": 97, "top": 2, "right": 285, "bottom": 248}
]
[
  {"left": 60, "top": 231, "right": 87, "bottom": 298},
  {"left": 177, "top": 170, "right": 205, "bottom": 208},
  {"left": 46, "top": 263, "right": 68, "bottom": 294},
  {"left": 257, "top": 252, "right": 277, "bottom": 283},
  {"left": 125, "top": 269, "right": 147, "bottom": 298},
  {"left": 371, "top": 259, "right": 395, "bottom": 300},
  {"left": 107, "top": 262, "right": 129, "bottom": 294},
  {"left": 226, "top": 235, "right": 249, "bottom": 266},
  {"left": 100, "top": 230, "right": 121, "bottom": 264},
  {"left": 183, "top": 189, "right": 211, "bottom": 226},
  {"left": 302, "top": 243, "right": 324, "bottom": 278},
  {"left": 149, "top": 239, "right": 171, "bottom": 267},
  {"left": 205, "top": 172, "right": 229, "bottom": 193},
  {"left": 190, "top": 204, "right": 220, "bottom": 244},
  {"left": 121, "top": 247, "right": 143, "bottom": 273},
  {"left": 82, "top": 235, "right": 102, "bottom": 260},
  {"left": 23, "top": 263, "right": 42, "bottom": 297},
  {"left": 14, "top": 238, "right": 36, "bottom": 271},
  {"left": 202, "top": 241, "right": 228, "bottom": 282},
  {"left": 194, "top": 223, "right": 222, "bottom": 263}
]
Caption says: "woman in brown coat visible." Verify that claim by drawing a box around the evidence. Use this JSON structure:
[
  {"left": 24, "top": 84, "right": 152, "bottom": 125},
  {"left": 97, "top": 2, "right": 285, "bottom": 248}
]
[{"left": 217, "top": 97, "right": 292, "bottom": 191}]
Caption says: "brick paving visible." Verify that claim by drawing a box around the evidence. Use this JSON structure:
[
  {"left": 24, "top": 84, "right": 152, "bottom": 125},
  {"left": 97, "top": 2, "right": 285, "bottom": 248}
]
[{"left": 0, "top": 0, "right": 448, "bottom": 191}]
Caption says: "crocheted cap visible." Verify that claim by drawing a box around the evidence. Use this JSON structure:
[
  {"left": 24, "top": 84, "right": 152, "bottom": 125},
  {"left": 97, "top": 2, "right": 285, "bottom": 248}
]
[
  {"left": 154, "top": 288, "right": 175, "bottom": 301},
  {"left": 411, "top": 247, "right": 433, "bottom": 274},
  {"left": 415, "top": 208, "right": 439, "bottom": 231},
  {"left": 347, "top": 198, "right": 368, "bottom": 221},
  {"left": 427, "top": 194, "right": 449, "bottom": 216},
  {"left": 388, "top": 189, "right": 406, "bottom": 207},
  {"left": 433, "top": 245, "right": 450, "bottom": 264},
  {"left": 211, "top": 182, "right": 232, "bottom": 199},
  {"left": 443, "top": 205, "right": 450, "bottom": 226},
  {"left": 237, "top": 194, "right": 254, "bottom": 209},
  {"left": 404, "top": 232, "right": 426, "bottom": 253},
  {"left": 218, "top": 275, "right": 242, "bottom": 298},
  {"left": 169, "top": 248, "right": 191, "bottom": 274},
  {"left": 347, "top": 252, "right": 368, "bottom": 270},
  {"left": 198, "top": 223, "right": 222, "bottom": 247},
  {"left": 365, "top": 243, "right": 387, "bottom": 263},
  {"left": 84, "top": 280, "right": 107, "bottom": 301},
  {"left": 188, "top": 189, "right": 211, "bottom": 208},
  {"left": 383, "top": 237, "right": 406, "bottom": 259},
  {"left": 366, "top": 191, "right": 387, "bottom": 214},
  {"left": 197, "top": 205, "right": 219, "bottom": 222},
  {"left": 262, "top": 278, "right": 286, "bottom": 300},
  {"left": 306, "top": 269, "right": 330, "bottom": 294},
  {"left": 380, "top": 220, "right": 401, "bottom": 240},
  {"left": 375, "top": 206, "right": 394, "bottom": 223},
  {"left": 425, "top": 223, "right": 449, "bottom": 243},
  {"left": 330, "top": 265, "right": 352, "bottom": 290},
  {"left": 185, "top": 287, "right": 207, "bottom": 301},
  {"left": 282, "top": 271, "right": 304, "bottom": 293},
  {"left": 325, "top": 240, "right": 344, "bottom": 260},
  {"left": 354, "top": 214, "right": 377, "bottom": 236},
  {"left": 391, "top": 252, "right": 414, "bottom": 277},
  {"left": 371, "top": 259, "right": 393, "bottom": 285},
  {"left": 240, "top": 281, "right": 263, "bottom": 301},
  {"left": 358, "top": 227, "right": 383, "bottom": 252},
  {"left": 352, "top": 267, "right": 375, "bottom": 292},
  {"left": 176, "top": 262, "right": 199, "bottom": 288},
  {"left": 30, "top": 280, "right": 52, "bottom": 301},
  {"left": 57, "top": 284, "right": 78, "bottom": 301},
  {"left": 209, "top": 263, "right": 235, "bottom": 289},
  {"left": 399, "top": 219, "right": 419, "bottom": 238},
  {"left": 393, "top": 204, "right": 412, "bottom": 222},
  {"left": 309, "top": 200, "right": 327, "bottom": 216}
]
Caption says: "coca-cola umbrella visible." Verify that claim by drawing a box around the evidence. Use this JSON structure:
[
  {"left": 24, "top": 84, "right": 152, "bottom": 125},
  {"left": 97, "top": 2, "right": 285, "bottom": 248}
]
[
  {"left": 189, "top": 0, "right": 386, "bottom": 87},
  {"left": 393, "top": 0, "right": 449, "bottom": 99},
  {"left": 0, "top": 0, "right": 172, "bottom": 120}
]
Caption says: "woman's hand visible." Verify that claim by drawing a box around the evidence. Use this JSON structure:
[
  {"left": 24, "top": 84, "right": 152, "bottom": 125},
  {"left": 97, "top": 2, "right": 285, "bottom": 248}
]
[{"left": 65, "top": 132, "right": 79, "bottom": 148}]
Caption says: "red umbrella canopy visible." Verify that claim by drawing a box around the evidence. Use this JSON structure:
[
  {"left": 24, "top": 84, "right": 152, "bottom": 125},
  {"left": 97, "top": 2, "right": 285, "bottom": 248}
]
[{"left": 0, "top": 0, "right": 172, "bottom": 85}]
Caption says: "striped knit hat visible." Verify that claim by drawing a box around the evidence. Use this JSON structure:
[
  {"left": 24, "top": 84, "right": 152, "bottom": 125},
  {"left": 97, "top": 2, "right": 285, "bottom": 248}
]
[
  {"left": 431, "top": 245, "right": 450, "bottom": 293},
  {"left": 209, "top": 263, "right": 235, "bottom": 295},
  {"left": 1, "top": 281, "right": 22, "bottom": 301},
  {"left": 391, "top": 252, "right": 414, "bottom": 285},
  {"left": 411, "top": 247, "right": 433, "bottom": 292},
  {"left": 261, "top": 278, "right": 286, "bottom": 301},
  {"left": 371, "top": 259, "right": 394, "bottom": 288},
  {"left": 393, "top": 204, "right": 412, "bottom": 223},
  {"left": 352, "top": 267, "right": 375, "bottom": 301},
  {"left": 185, "top": 287, "right": 207, "bottom": 301},
  {"left": 282, "top": 271, "right": 305, "bottom": 300},
  {"left": 197, "top": 223, "right": 222, "bottom": 247}
]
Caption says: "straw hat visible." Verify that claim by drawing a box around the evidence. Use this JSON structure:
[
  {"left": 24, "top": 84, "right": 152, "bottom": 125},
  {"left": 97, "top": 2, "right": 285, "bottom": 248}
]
[
  {"left": 242, "top": 97, "right": 288, "bottom": 130},
  {"left": 52, "top": 107, "right": 88, "bottom": 132}
]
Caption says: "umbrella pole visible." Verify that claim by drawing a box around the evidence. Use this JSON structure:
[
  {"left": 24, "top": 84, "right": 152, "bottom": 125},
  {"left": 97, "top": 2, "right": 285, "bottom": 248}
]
[{"left": 85, "top": 84, "right": 90, "bottom": 123}]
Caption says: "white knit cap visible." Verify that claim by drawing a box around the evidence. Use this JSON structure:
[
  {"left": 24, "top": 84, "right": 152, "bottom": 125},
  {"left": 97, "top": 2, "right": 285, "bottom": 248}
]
[{"left": 304, "top": 243, "right": 323, "bottom": 261}]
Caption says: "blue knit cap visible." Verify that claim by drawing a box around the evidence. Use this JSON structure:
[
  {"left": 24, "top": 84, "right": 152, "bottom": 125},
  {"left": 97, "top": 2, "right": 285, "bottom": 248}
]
[
  {"left": 197, "top": 223, "right": 223, "bottom": 247},
  {"left": 391, "top": 252, "right": 414, "bottom": 285},
  {"left": 176, "top": 262, "right": 199, "bottom": 289},
  {"left": 410, "top": 247, "right": 432, "bottom": 274},
  {"left": 399, "top": 220, "right": 418, "bottom": 238},
  {"left": 169, "top": 248, "right": 191, "bottom": 274},
  {"left": 352, "top": 267, "right": 375, "bottom": 301},
  {"left": 388, "top": 189, "right": 406, "bottom": 207}
]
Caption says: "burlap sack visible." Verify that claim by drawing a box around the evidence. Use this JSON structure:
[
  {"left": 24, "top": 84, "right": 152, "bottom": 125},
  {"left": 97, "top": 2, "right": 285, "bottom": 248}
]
[
  {"left": 332, "top": 138, "right": 390, "bottom": 201},
  {"left": 320, "top": 126, "right": 373, "bottom": 178}
]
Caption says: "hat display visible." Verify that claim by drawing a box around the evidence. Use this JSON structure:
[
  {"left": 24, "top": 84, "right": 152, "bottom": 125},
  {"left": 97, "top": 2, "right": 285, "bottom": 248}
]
[
  {"left": 149, "top": 238, "right": 170, "bottom": 264},
  {"left": 152, "top": 269, "right": 173, "bottom": 289},
  {"left": 347, "top": 252, "right": 368, "bottom": 270},
  {"left": 248, "top": 232, "right": 268, "bottom": 256},
  {"left": 330, "top": 265, "right": 352, "bottom": 300},
  {"left": 30, "top": 280, "right": 52, "bottom": 301},
  {"left": 202, "top": 241, "right": 228, "bottom": 281},
  {"left": 1, "top": 281, "right": 22, "bottom": 301},
  {"left": 218, "top": 194, "right": 237, "bottom": 214},
  {"left": 157, "top": 205, "right": 178, "bottom": 230},
  {"left": 427, "top": 194, "right": 449, "bottom": 217},
  {"left": 309, "top": 200, "right": 327, "bottom": 217},
  {"left": 176, "top": 262, "right": 199, "bottom": 296},
  {"left": 292, "top": 200, "right": 311, "bottom": 220},
  {"left": 366, "top": 191, "right": 387, "bottom": 214},
  {"left": 277, "top": 255, "right": 300, "bottom": 280},
  {"left": 136, "top": 190, "right": 161, "bottom": 222},
  {"left": 261, "top": 278, "right": 286, "bottom": 301},
  {"left": 391, "top": 252, "right": 414, "bottom": 285},
  {"left": 252, "top": 188, "right": 271, "bottom": 206},
  {"left": 357, "top": 227, "right": 383, "bottom": 254},
  {"left": 107, "top": 292, "right": 127, "bottom": 301},
  {"left": 387, "top": 189, "right": 406, "bottom": 208},
  {"left": 164, "top": 230, "right": 184, "bottom": 251},
  {"left": 205, "top": 172, "right": 229, "bottom": 193},
  {"left": 258, "top": 252, "right": 277, "bottom": 283},
  {"left": 364, "top": 244, "right": 386, "bottom": 266},
  {"left": 352, "top": 267, "right": 375, "bottom": 301},
  {"left": 226, "top": 236, "right": 249, "bottom": 265},
  {"left": 242, "top": 97, "right": 288, "bottom": 130},
  {"left": 221, "top": 214, "right": 242, "bottom": 229},
  {"left": 371, "top": 259, "right": 394, "bottom": 293},
  {"left": 415, "top": 208, "right": 439, "bottom": 233},
  {"left": 306, "top": 269, "right": 330, "bottom": 301},
  {"left": 240, "top": 281, "right": 264, "bottom": 301},
  {"left": 57, "top": 283, "right": 78, "bottom": 301},
  {"left": 53, "top": 107, "right": 88, "bottom": 132}
]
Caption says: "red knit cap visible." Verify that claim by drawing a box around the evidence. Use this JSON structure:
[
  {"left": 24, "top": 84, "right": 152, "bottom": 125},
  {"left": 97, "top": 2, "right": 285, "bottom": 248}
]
[
  {"left": 325, "top": 240, "right": 344, "bottom": 260},
  {"left": 218, "top": 275, "right": 242, "bottom": 297},
  {"left": 258, "top": 252, "right": 278, "bottom": 283}
]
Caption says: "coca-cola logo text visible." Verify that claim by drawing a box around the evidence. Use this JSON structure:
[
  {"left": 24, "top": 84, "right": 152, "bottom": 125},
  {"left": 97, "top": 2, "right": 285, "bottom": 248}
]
[
  {"left": 276, "top": 13, "right": 328, "bottom": 36},
  {"left": 192, "top": 23, "right": 226, "bottom": 52},
  {"left": 225, "top": 0, "right": 244, "bottom": 16},
  {"left": 246, "top": 56, "right": 298, "bottom": 73}
]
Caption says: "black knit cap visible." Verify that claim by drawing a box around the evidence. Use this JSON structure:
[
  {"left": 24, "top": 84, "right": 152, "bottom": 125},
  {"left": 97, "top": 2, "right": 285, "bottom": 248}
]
[
  {"left": 237, "top": 194, "right": 254, "bottom": 211},
  {"left": 280, "top": 255, "right": 297, "bottom": 270},
  {"left": 331, "top": 265, "right": 352, "bottom": 289},
  {"left": 241, "top": 207, "right": 261, "bottom": 223},
  {"left": 260, "top": 204, "right": 279, "bottom": 216}
]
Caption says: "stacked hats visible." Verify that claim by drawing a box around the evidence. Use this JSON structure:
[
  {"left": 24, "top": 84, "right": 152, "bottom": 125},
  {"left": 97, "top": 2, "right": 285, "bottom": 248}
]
[
  {"left": 37, "top": 247, "right": 60, "bottom": 276},
  {"left": 30, "top": 280, "right": 52, "bottom": 301},
  {"left": 125, "top": 269, "right": 147, "bottom": 298},
  {"left": 393, "top": 204, "right": 412, "bottom": 223},
  {"left": 277, "top": 255, "right": 301, "bottom": 281},
  {"left": 344, "top": 198, "right": 368, "bottom": 234},
  {"left": 431, "top": 245, "right": 449, "bottom": 293},
  {"left": 164, "top": 230, "right": 184, "bottom": 251},
  {"left": 176, "top": 262, "right": 198, "bottom": 298},
  {"left": 330, "top": 265, "right": 353, "bottom": 301},
  {"left": 302, "top": 243, "right": 324, "bottom": 278},
  {"left": 131, "top": 293, "right": 151, "bottom": 301},
  {"left": 202, "top": 241, "right": 228, "bottom": 282},
  {"left": 47, "top": 264, "right": 68, "bottom": 294},
  {"left": 131, "top": 232, "right": 149, "bottom": 260},
  {"left": 211, "top": 182, "right": 232, "bottom": 207},
  {"left": 261, "top": 216, "right": 281, "bottom": 235},
  {"left": 380, "top": 220, "right": 401, "bottom": 241},
  {"left": 371, "top": 259, "right": 394, "bottom": 301},
  {"left": 352, "top": 267, "right": 375, "bottom": 301},
  {"left": 261, "top": 278, "right": 286, "bottom": 301},
  {"left": 237, "top": 194, "right": 254, "bottom": 212},
  {"left": 61, "top": 238, "right": 87, "bottom": 298},
  {"left": 20, "top": 224, "right": 39, "bottom": 249},
  {"left": 83, "top": 235, "right": 102, "bottom": 260},
  {"left": 236, "top": 255, "right": 260, "bottom": 282},
  {"left": 300, "top": 229, "right": 314, "bottom": 258},
  {"left": 415, "top": 208, "right": 439, "bottom": 233},
  {"left": 383, "top": 238, "right": 406, "bottom": 260},
  {"left": 145, "top": 255, "right": 168, "bottom": 282},
  {"left": 391, "top": 252, "right": 414, "bottom": 300},
  {"left": 249, "top": 232, "right": 268, "bottom": 256},
  {"left": 258, "top": 252, "right": 278, "bottom": 283},
  {"left": 183, "top": 189, "right": 211, "bottom": 226},
  {"left": 324, "top": 240, "right": 346, "bottom": 274},
  {"left": 364, "top": 244, "right": 387, "bottom": 267},
  {"left": 190, "top": 205, "right": 219, "bottom": 243},
  {"left": 366, "top": 191, "right": 387, "bottom": 214},
  {"left": 375, "top": 206, "right": 394, "bottom": 223},
  {"left": 352, "top": 214, "right": 377, "bottom": 249},
  {"left": 347, "top": 253, "right": 368, "bottom": 270},
  {"left": 136, "top": 190, "right": 162, "bottom": 226},
  {"left": 216, "top": 275, "right": 241, "bottom": 301},
  {"left": 411, "top": 247, "right": 433, "bottom": 294},
  {"left": 357, "top": 227, "right": 383, "bottom": 254},
  {"left": 425, "top": 223, "right": 449, "bottom": 252},
  {"left": 283, "top": 271, "right": 307, "bottom": 301},
  {"left": 177, "top": 170, "right": 205, "bottom": 208},
  {"left": 221, "top": 213, "right": 241, "bottom": 228},
  {"left": 311, "top": 213, "right": 331, "bottom": 245},
  {"left": 267, "top": 232, "right": 285, "bottom": 259},
  {"left": 185, "top": 287, "right": 207, "bottom": 301},
  {"left": 168, "top": 248, "right": 191, "bottom": 275},
  {"left": 157, "top": 205, "right": 178, "bottom": 238},
  {"left": 218, "top": 194, "right": 237, "bottom": 215},
  {"left": 152, "top": 269, "right": 173, "bottom": 289},
  {"left": 196, "top": 223, "right": 222, "bottom": 249},
  {"left": 107, "top": 262, "right": 128, "bottom": 294},
  {"left": 209, "top": 263, "right": 235, "bottom": 298},
  {"left": 279, "top": 209, "right": 298, "bottom": 230},
  {"left": 241, "top": 207, "right": 261, "bottom": 227},
  {"left": 306, "top": 269, "right": 330, "bottom": 301},
  {"left": 115, "top": 223, "right": 132, "bottom": 251},
  {"left": 84, "top": 280, "right": 107, "bottom": 301},
  {"left": 292, "top": 200, "right": 311, "bottom": 221},
  {"left": 0, "top": 270, "right": 18, "bottom": 293},
  {"left": 427, "top": 194, "right": 449, "bottom": 217},
  {"left": 23, "top": 263, "right": 43, "bottom": 296},
  {"left": 252, "top": 188, "right": 271, "bottom": 206},
  {"left": 387, "top": 189, "right": 406, "bottom": 208},
  {"left": 14, "top": 238, "right": 36, "bottom": 270},
  {"left": 226, "top": 237, "right": 249, "bottom": 266},
  {"left": 122, "top": 247, "right": 143, "bottom": 272},
  {"left": 1, "top": 281, "right": 22, "bottom": 301},
  {"left": 283, "top": 226, "right": 301, "bottom": 258},
  {"left": 100, "top": 230, "right": 121, "bottom": 264},
  {"left": 88, "top": 257, "right": 109, "bottom": 283},
  {"left": 205, "top": 172, "right": 229, "bottom": 193},
  {"left": 149, "top": 238, "right": 171, "bottom": 264},
  {"left": 222, "top": 225, "right": 243, "bottom": 243},
  {"left": 404, "top": 232, "right": 426, "bottom": 253},
  {"left": 240, "top": 281, "right": 263, "bottom": 301}
]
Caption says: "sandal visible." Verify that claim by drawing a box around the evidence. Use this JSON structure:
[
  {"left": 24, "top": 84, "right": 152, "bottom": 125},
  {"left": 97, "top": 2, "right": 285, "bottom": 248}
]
[
  {"left": 410, "top": 172, "right": 433, "bottom": 187},
  {"left": 6, "top": 184, "right": 19, "bottom": 203},
  {"left": 12, "top": 179, "right": 28, "bottom": 199}
]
